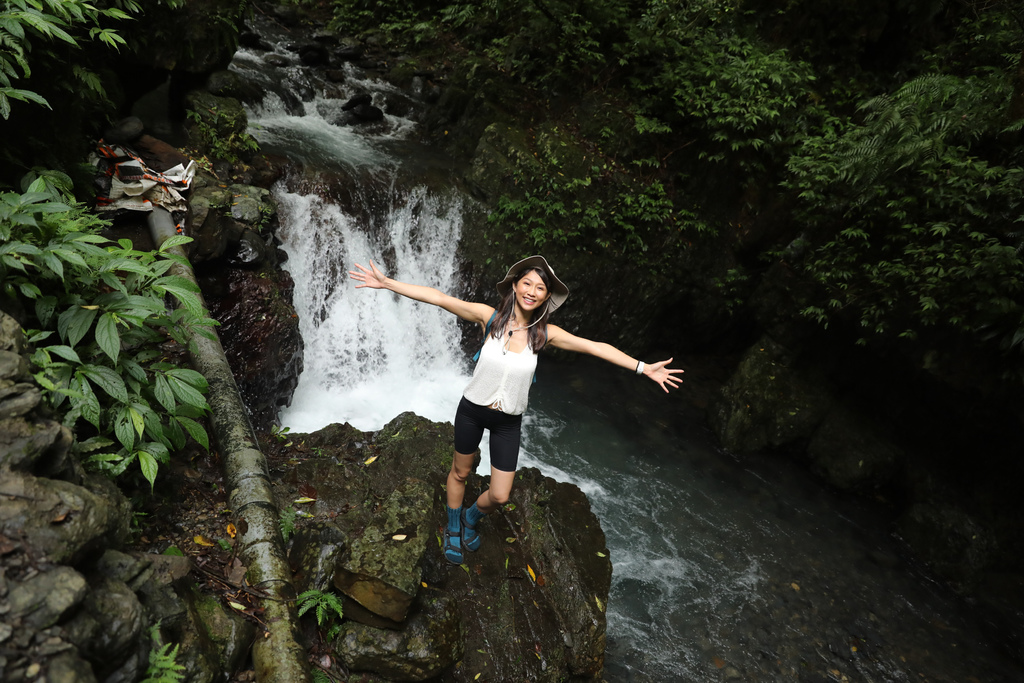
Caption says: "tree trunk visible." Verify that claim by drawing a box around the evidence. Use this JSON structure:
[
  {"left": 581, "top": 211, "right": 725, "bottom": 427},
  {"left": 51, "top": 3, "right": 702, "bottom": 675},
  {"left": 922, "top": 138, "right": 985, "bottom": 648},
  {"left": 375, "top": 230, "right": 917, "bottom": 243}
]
[{"left": 148, "top": 208, "right": 311, "bottom": 683}]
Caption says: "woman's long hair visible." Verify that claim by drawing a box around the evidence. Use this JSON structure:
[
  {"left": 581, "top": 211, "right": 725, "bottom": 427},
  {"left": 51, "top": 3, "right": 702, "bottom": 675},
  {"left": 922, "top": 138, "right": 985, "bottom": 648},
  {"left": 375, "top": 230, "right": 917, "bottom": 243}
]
[{"left": 490, "top": 267, "right": 553, "bottom": 351}]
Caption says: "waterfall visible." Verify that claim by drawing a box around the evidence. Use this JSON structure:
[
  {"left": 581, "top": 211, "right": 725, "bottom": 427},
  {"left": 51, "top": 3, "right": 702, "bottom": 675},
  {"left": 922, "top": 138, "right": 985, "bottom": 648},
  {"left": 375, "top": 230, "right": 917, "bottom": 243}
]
[{"left": 275, "top": 183, "right": 471, "bottom": 433}]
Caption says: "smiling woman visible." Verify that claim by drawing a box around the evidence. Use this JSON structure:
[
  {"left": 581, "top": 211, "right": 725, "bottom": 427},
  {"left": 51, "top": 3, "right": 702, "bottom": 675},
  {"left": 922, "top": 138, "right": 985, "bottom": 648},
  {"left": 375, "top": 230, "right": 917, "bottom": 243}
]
[{"left": 348, "top": 255, "right": 683, "bottom": 565}]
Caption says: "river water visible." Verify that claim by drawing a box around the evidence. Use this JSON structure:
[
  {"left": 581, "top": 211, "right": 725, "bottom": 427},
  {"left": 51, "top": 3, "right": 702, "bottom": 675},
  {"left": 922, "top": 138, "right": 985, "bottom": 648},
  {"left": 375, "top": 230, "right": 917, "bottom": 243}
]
[{"left": 232, "top": 32, "right": 1023, "bottom": 683}]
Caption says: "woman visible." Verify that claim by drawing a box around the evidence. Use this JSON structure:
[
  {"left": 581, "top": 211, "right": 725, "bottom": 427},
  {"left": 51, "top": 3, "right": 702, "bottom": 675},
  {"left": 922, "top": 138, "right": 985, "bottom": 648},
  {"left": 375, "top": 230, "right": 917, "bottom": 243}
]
[{"left": 349, "top": 255, "right": 683, "bottom": 565}]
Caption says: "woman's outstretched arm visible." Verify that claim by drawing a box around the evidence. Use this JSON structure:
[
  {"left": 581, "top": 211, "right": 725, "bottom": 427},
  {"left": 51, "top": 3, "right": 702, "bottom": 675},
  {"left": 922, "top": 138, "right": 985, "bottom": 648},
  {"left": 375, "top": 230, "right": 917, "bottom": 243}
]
[
  {"left": 546, "top": 324, "right": 683, "bottom": 393},
  {"left": 349, "top": 260, "right": 493, "bottom": 327}
]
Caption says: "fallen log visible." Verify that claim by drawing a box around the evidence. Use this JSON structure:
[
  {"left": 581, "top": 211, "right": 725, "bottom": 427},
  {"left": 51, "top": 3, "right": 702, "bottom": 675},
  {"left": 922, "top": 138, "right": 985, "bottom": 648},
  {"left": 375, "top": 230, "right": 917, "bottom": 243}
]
[{"left": 148, "top": 207, "right": 311, "bottom": 683}]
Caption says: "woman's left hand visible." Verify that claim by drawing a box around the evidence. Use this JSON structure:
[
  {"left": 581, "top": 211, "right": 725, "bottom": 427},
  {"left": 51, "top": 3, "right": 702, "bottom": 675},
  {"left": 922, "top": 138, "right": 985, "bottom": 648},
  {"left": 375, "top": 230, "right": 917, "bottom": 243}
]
[{"left": 644, "top": 359, "right": 684, "bottom": 393}]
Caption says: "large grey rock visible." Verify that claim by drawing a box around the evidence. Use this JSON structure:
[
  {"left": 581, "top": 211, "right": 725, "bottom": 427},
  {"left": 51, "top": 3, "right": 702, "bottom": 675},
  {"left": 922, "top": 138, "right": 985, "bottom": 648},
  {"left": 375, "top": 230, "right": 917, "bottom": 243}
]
[
  {"left": 63, "top": 578, "right": 145, "bottom": 680},
  {"left": 0, "top": 470, "right": 131, "bottom": 564},
  {"left": 333, "top": 477, "right": 434, "bottom": 623},
  {"left": 277, "top": 412, "right": 612, "bottom": 682},
  {"left": 8, "top": 567, "right": 87, "bottom": 630},
  {"left": 289, "top": 522, "right": 346, "bottom": 594},
  {"left": 335, "top": 594, "right": 463, "bottom": 681}
]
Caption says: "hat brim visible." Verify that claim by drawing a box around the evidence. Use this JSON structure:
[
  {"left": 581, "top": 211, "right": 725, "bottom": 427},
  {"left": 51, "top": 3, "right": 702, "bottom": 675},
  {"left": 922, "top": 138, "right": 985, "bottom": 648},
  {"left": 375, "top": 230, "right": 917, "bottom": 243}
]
[{"left": 495, "top": 255, "right": 569, "bottom": 312}]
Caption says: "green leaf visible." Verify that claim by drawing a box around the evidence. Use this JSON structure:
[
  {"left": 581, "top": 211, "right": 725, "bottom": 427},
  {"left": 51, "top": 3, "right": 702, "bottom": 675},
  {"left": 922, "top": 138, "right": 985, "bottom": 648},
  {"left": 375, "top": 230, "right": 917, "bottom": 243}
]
[
  {"left": 44, "top": 345, "right": 80, "bottom": 363},
  {"left": 166, "top": 368, "right": 208, "bottom": 391},
  {"left": 115, "top": 407, "right": 136, "bottom": 450},
  {"left": 158, "top": 235, "right": 193, "bottom": 252},
  {"left": 57, "top": 305, "right": 98, "bottom": 348},
  {"left": 79, "top": 364, "right": 128, "bottom": 403},
  {"left": 95, "top": 312, "right": 120, "bottom": 363},
  {"left": 153, "top": 373, "right": 176, "bottom": 412},
  {"left": 138, "top": 450, "right": 158, "bottom": 490},
  {"left": 167, "top": 375, "right": 209, "bottom": 411},
  {"left": 176, "top": 416, "right": 209, "bottom": 450}
]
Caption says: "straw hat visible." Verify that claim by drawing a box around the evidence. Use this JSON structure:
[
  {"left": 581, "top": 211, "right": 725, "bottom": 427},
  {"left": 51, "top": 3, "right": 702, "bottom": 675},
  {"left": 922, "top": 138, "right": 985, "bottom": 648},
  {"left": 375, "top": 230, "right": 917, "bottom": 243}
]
[{"left": 495, "top": 255, "right": 569, "bottom": 312}]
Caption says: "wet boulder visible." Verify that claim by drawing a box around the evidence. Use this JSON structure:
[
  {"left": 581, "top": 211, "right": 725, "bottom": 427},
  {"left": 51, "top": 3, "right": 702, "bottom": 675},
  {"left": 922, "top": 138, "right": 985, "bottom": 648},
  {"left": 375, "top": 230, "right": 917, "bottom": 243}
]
[
  {"left": 277, "top": 412, "right": 612, "bottom": 681},
  {"left": 333, "top": 477, "right": 434, "bottom": 623},
  {"left": 806, "top": 406, "right": 902, "bottom": 492},
  {"left": 708, "top": 336, "right": 834, "bottom": 454},
  {"left": 8, "top": 567, "right": 88, "bottom": 630},
  {"left": 197, "top": 264, "right": 302, "bottom": 431},
  {"left": 289, "top": 522, "right": 347, "bottom": 594},
  {"left": 896, "top": 503, "right": 995, "bottom": 589},
  {"left": 0, "top": 470, "right": 131, "bottom": 565},
  {"left": 62, "top": 577, "right": 146, "bottom": 681},
  {"left": 334, "top": 593, "right": 463, "bottom": 681}
]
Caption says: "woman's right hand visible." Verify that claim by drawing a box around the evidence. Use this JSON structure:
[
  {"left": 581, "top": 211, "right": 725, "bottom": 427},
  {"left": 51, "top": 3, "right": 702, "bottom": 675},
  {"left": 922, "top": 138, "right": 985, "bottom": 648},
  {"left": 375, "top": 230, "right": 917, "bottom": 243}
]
[{"left": 349, "top": 260, "right": 387, "bottom": 289}]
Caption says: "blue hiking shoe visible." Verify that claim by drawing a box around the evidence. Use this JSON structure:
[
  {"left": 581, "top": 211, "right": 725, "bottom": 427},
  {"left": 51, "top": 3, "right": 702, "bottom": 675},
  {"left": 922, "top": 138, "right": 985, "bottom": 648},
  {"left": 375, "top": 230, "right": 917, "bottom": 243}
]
[{"left": 444, "top": 506, "right": 463, "bottom": 565}]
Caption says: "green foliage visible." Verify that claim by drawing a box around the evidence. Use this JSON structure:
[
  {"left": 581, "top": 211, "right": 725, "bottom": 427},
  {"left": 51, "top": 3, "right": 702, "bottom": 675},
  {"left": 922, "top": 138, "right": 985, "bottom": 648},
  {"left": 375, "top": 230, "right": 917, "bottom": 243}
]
[
  {"left": 491, "top": 166, "right": 698, "bottom": 263},
  {"left": 185, "top": 108, "right": 260, "bottom": 165},
  {"left": 1, "top": 172, "right": 214, "bottom": 489},
  {"left": 279, "top": 505, "right": 298, "bottom": 541},
  {"left": 140, "top": 624, "right": 185, "bottom": 683},
  {"left": 631, "top": 29, "right": 820, "bottom": 182},
  {"left": 0, "top": 0, "right": 140, "bottom": 119},
  {"left": 297, "top": 589, "right": 345, "bottom": 640},
  {"left": 785, "top": 72, "right": 1024, "bottom": 365}
]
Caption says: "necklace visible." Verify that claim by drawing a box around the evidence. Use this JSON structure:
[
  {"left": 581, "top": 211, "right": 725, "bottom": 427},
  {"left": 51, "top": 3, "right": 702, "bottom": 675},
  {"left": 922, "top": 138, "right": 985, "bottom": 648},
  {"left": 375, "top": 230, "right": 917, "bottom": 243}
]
[{"left": 502, "top": 315, "right": 542, "bottom": 354}]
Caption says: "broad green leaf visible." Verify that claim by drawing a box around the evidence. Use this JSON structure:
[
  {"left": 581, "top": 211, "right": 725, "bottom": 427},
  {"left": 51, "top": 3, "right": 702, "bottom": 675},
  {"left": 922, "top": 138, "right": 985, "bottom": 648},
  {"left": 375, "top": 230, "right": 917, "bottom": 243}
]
[
  {"left": 159, "top": 284, "right": 205, "bottom": 318},
  {"left": 167, "top": 375, "right": 209, "bottom": 411},
  {"left": 158, "top": 235, "right": 193, "bottom": 252},
  {"left": 166, "top": 368, "right": 208, "bottom": 391},
  {"left": 44, "top": 345, "right": 80, "bottom": 363},
  {"left": 128, "top": 405, "right": 145, "bottom": 438},
  {"left": 114, "top": 406, "right": 136, "bottom": 450},
  {"left": 57, "top": 305, "right": 97, "bottom": 347},
  {"left": 153, "top": 373, "right": 175, "bottom": 412},
  {"left": 176, "top": 416, "right": 209, "bottom": 450},
  {"left": 95, "top": 313, "right": 120, "bottom": 363},
  {"left": 138, "top": 450, "right": 158, "bottom": 490},
  {"left": 79, "top": 364, "right": 128, "bottom": 403}
]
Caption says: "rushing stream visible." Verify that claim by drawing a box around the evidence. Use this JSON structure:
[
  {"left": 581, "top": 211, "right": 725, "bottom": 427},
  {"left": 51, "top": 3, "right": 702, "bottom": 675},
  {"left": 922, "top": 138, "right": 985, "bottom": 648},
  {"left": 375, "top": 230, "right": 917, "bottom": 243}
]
[{"left": 232, "top": 30, "right": 1024, "bottom": 683}]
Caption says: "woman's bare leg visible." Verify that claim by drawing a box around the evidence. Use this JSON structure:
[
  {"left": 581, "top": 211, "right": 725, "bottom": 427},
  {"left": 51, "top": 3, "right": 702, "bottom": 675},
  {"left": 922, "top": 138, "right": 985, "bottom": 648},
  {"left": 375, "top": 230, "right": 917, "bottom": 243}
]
[
  {"left": 475, "top": 467, "right": 516, "bottom": 513},
  {"left": 446, "top": 450, "right": 476, "bottom": 509}
]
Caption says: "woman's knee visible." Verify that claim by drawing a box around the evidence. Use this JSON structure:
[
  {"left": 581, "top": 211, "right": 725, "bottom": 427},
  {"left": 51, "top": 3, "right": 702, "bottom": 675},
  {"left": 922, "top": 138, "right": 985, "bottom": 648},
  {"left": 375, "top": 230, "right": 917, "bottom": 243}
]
[
  {"left": 487, "top": 488, "right": 511, "bottom": 506},
  {"left": 449, "top": 452, "right": 474, "bottom": 482}
]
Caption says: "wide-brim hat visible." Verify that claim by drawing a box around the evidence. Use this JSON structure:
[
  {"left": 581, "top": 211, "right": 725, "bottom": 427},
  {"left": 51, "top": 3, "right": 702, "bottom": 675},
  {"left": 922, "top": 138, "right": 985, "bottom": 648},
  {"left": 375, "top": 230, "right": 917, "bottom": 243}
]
[{"left": 495, "top": 255, "right": 569, "bottom": 313}]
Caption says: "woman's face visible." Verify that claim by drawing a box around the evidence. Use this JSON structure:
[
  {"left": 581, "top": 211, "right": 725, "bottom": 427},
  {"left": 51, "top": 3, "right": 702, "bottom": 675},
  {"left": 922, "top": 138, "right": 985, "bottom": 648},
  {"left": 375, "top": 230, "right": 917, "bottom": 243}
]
[{"left": 513, "top": 268, "right": 551, "bottom": 315}]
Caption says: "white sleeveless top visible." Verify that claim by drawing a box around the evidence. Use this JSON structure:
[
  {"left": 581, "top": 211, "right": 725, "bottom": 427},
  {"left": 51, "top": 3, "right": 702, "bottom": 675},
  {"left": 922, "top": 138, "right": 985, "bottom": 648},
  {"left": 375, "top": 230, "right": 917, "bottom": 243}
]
[{"left": 463, "top": 333, "right": 538, "bottom": 415}]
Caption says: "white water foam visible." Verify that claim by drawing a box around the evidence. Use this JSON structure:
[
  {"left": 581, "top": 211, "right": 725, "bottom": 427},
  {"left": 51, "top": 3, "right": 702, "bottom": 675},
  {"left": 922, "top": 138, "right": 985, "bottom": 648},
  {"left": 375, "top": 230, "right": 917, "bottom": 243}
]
[{"left": 275, "top": 185, "right": 472, "bottom": 436}]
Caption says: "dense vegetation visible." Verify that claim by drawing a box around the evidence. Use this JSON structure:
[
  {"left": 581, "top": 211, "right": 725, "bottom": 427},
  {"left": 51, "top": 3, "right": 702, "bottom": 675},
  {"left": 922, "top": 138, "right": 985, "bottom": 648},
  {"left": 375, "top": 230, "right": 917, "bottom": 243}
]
[
  {"left": 329, "top": 0, "right": 1024, "bottom": 381},
  {"left": 0, "top": 0, "right": 215, "bottom": 491}
]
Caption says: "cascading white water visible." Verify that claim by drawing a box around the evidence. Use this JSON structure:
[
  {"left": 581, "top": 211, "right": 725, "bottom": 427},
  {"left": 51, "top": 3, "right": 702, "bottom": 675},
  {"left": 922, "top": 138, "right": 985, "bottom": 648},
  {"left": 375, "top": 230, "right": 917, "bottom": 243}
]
[{"left": 275, "top": 184, "right": 472, "bottom": 433}]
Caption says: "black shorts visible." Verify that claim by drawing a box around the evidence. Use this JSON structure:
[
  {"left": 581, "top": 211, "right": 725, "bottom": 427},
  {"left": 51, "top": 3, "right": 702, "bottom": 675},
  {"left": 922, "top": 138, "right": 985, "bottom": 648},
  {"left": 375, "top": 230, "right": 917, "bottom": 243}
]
[{"left": 453, "top": 396, "right": 523, "bottom": 473}]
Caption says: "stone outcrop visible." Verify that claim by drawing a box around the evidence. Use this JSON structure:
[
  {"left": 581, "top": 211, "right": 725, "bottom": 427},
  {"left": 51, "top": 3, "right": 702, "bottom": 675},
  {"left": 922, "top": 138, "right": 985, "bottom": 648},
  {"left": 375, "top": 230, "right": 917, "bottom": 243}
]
[
  {"left": 273, "top": 412, "right": 612, "bottom": 682},
  {"left": 0, "top": 312, "right": 255, "bottom": 683}
]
